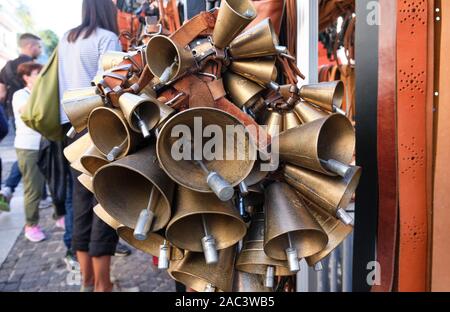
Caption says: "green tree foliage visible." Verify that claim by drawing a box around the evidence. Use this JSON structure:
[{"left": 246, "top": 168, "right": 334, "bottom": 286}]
[{"left": 38, "top": 29, "right": 59, "bottom": 54}]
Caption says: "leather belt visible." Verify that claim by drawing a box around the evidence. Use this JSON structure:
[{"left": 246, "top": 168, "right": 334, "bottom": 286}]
[
  {"left": 372, "top": 0, "right": 398, "bottom": 292},
  {"left": 396, "top": 0, "right": 429, "bottom": 292}
]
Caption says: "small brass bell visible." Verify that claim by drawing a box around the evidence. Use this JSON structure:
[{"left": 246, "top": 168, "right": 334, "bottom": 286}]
[
  {"left": 294, "top": 101, "right": 329, "bottom": 124},
  {"left": 229, "top": 57, "right": 280, "bottom": 91},
  {"left": 223, "top": 71, "right": 264, "bottom": 109},
  {"left": 299, "top": 81, "right": 345, "bottom": 113}
]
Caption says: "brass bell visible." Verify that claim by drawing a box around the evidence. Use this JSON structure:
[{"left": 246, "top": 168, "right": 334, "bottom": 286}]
[
  {"left": 170, "top": 246, "right": 237, "bottom": 292},
  {"left": 243, "top": 160, "right": 269, "bottom": 187},
  {"left": 62, "top": 90, "right": 103, "bottom": 134},
  {"left": 166, "top": 187, "right": 246, "bottom": 264},
  {"left": 212, "top": 0, "right": 256, "bottom": 49},
  {"left": 223, "top": 71, "right": 264, "bottom": 109},
  {"left": 294, "top": 101, "right": 329, "bottom": 124},
  {"left": 264, "top": 110, "right": 283, "bottom": 138},
  {"left": 93, "top": 204, "right": 122, "bottom": 230},
  {"left": 88, "top": 107, "right": 142, "bottom": 161},
  {"left": 277, "top": 114, "right": 355, "bottom": 176},
  {"left": 79, "top": 145, "right": 109, "bottom": 176},
  {"left": 299, "top": 81, "right": 345, "bottom": 113},
  {"left": 146, "top": 35, "right": 196, "bottom": 84},
  {"left": 157, "top": 108, "right": 256, "bottom": 199},
  {"left": 63, "top": 133, "right": 92, "bottom": 175},
  {"left": 233, "top": 271, "right": 270, "bottom": 292},
  {"left": 63, "top": 87, "right": 99, "bottom": 101},
  {"left": 139, "top": 93, "right": 176, "bottom": 130},
  {"left": 93, "top": 145, "right": 175, "bottom": 234},
  {"left": 228, "top": 18, "right": 285, "bottom": 59},
  {"left": 118, "top": 93, "right": 161, "bottom": 138},
  {"left": 117, "top": 226, "right": 184, "bottom": 268},
  {"left": 229, "top": 57, "right": 280, "bottom": 91},
  {"left": 78, "top": 173, "right": 94, "bottom": 193},
  {"left": 299, "top": 196, "right": 353, "bottom": 269},
  {"left": 283, "top": 164, "right": 361, "bottom": 225},
  {"left": 100, "top": 51, "right": 130, "bottom": 72},
  {"left": 236, "top": 212, "right": 292, "bottom": 289},
  {"left": 263, "top": 182, "right": 328, "bottom": 272},
  {"left": 283, "top": 111, "right": 302, "bottom": 131}
]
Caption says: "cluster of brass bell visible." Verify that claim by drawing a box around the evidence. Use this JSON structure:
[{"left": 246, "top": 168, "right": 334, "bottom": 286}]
[{"left": 62, "top": 0, "right": 361, "bottom": 292}]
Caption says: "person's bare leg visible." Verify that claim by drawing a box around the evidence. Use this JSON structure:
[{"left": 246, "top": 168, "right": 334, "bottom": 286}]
[
  {"left": 92, "top": 255, "right": 113, "bottom": 292},
  {"left": 77, "top": 251, "right": 94, "bottom": 287}
]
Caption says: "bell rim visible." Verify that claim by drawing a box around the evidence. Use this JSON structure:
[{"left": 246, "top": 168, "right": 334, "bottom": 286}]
[
  {"left": 221, "top": 0, "right": 256, "bottom": 21},
  {"left": 94, "top": 204, "right": 122, "bottom": 231},
  {"left": 146, "top": 35, "right": 182, "bottom": 81}
]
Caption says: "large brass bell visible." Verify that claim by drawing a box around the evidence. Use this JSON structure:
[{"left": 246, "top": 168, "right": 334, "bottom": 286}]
[
  {"left": 166, "top": 187, "right": 246, "bottom": 264},
  {"left": 88, "top": 107, "right": 142, "bottom": 161},
  {"left": 264, "top": 110, "right": 283, "bottom": 138},
  {"left": 233, "top": 271, "right": 270, "bottom": 292},
  {"left": 63, "top": 133, "right": 92, "bottom": 175},
  {"left": 62, "top": 88, "right": 103, "bottom": 135},
  {"left": 294, "top": 101, "right": 329, "bottom": 124},
  {"left": 223, "top": 71, "right": 264, "bottom": 109},
  {"left": 117, "top": 226, "right": 183, "bottom": 269},
  {"left": 264, "top": 182, "right": 328, "bottom": 272},
  {"left": 93, "top": 204, "right": 122, "bottom": 230},
  {"left": 236, "top": 212, "right": 292, "bottom": 289},
  {"left": 93, "top": 145, "right": 174, "bottom": 234},
  {"left": 212, "top": 0, "right": 256, "bottom": 49},
  {"left": 146, "top": 35, "right": 196, "bottom": 84},
  {"left": 79, "top": 145, "right": 109, "bottom": 176},
  {"left": 157, "top": 108, "right": 256, "bottom": 200},
  {"left": 170, "top": 247, "right": 237, "bottom": 292},
  {"left": 299, "top": 81, "right": 345, "bottom": 113},
  {"left": 229, "top": 57, "right": 279, "bottom": 91},
  {"left": 299, "top": 196, "right": 353, "bottom": 270},
  {"left": 228, "top": 18, "right": 285, "bottom": 59},
  {"left": 118, "top": 93, "right": 161, "bottom": 138},
  {"left": 277, "top": 114, "right": 355, "bottom": 176},
  {"left": 283, "top": 164, "right": 361, "bottom": 225}
]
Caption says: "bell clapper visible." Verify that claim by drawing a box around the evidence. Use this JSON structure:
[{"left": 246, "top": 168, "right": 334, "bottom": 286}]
[
  {"left": 159, "top": 56, "right": 178, "bottom": 84},
  {"left": 201, "top": 214, "right": 219, "bottom": 264},
  {"left": 285, "top": 232, "right": 300, "bottom": 272},
  {"left": 334, "top": 106, "right": 346, "bottom": 115},
  {"left": 236, "top": 193, "right": 250, "bottom": 222},
  {"left": 133, "top": 110, "right": 151, "bottom": 139},
  {"left": 66, "top": 126, "right": 77, "bottom": 139},
  {"left": 158, "top": 240, "right": 170, "bottom": 270},
  {"left": 265, "top": 266, "right": 275, "bottom": 288},
  {"left": 204, "top": 283, "right": 216, "bottom": 292},
  {"left": 196, "top": 159, "right": 234, "bottom": 202},
  {"left": 107, "top": 138, "right": 128, "bottom": 161},
  {"left": 133, "top": 186, "right": 159, "bottom": 241},
  {"left": 268, "top": 81, "right": 280, "bottom": 92},
  {"left": 239, "top": 182, "right": 249, "bottom": 197},
  {"left": 336, "top": 208, "right": 353, "bottom": 225},
  {"left": 314, "top": 261, "right": 324, "bottom": 272},
  {"left": 320, "top": 159, "right": 352, "bottom": 178}
]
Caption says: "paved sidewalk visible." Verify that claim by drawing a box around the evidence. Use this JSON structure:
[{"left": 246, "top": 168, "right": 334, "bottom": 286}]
[{"left": 0, "top": 133, "right": 175, "bottom": 292}]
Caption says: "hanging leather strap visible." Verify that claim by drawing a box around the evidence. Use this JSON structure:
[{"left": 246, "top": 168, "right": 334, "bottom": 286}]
[
  {"left": 170, "top": 10, "right": 218, "bottom": 47},
  {"left": 396, "top": 0, "right": 429, "bottom": 292},
  {"left": 371, "top": 0, "right": 398, "bottom": 292}
]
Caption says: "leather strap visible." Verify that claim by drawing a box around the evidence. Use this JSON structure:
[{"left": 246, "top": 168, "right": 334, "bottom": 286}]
[
  {"left": 431, "top": 0, "right": 450, "bottom": 291},
  {"left": 372, "top": 0, "right": 398, "bottom": 292},
  {"left": 170, "top": 11, "right": 218, "bottom": 48},
  {"left": 396, "top": 0, "right": 429, "bottom": 292}
]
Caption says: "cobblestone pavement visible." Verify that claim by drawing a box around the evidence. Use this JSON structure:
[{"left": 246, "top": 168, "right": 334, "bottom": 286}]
[{"left": 0, "top": 132, "right": 175, "bottom": 292}]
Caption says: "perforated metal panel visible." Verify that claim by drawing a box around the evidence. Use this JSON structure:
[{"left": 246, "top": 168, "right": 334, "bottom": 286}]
[{"left": 397, "top": 0, "right": 429, "bottom": 291}]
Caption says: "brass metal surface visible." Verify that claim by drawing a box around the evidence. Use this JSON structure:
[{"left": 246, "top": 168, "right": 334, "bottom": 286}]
[
  {"left": 93, "top": 204, "right": 122, "bottom": 230},
  {"left": 63, "top": 133, "right": 92, "bottom": 175},
  {"left": 223, "top": 71, "right": 264, "bottom": 108},
  {"left": 100, "top": 51, "right": 130, "bottom": 72},
  {"left": 228, "top": 18, "right": 279, "bottom": 59},
  {"left": 229, "top": 57, "right": 277, "bottom": 87},
  {"left": 118, "top": 93, "right": 161, "bottom": 133},
  {"left": 299, "top": 81, "right": 344, "bottom": 111},
  {"left": 93, "top": 145, "right": 175, "bottom": 232},
  {"left": 264, "top": 111, "right": 283, "bottom": 138},
  {"left": 263, "top": 182, "right": 328, "bottom": 260},
  {"left": 212, "top": 0, "right": 256, "bottom": 49},
  {"left": 63, "top": 94, "right": 104, "bottom": 133},
  {"left": 283, "top": 111, "right": 301, "bottom": 131},
  {"left": 157, "top": 108, "right": 256, "bottom": 193},
  {"left": 166, "top": 187, "right": 247, "bottom": 252},
  {"left": 294, "top": 101, "right": 329, "bottom": 124},
  {"left": 80, "top": 145, "right": 109, "bottom": 176},
  {"left": 233, "top": 271, "right": 270, "bottom": 292},
  {"left": 283, "top": 164, "right": 362, "bottom": 216},
  {"left": 277, "top": 114, "right": 355, "bottom": 175},
  {"left": 78, "top": 174, "right": 94, "bottom": 193}
]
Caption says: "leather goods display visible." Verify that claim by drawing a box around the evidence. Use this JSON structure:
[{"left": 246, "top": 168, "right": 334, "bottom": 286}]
[
  {"left": 396, "top": 0, "right": 429, "bottom": 292},
  {"left": 62, "top": 0, "right": 361, "bottom": 292},
  {"left": 372, "top": 0, "right": 398, "bottom": 293}
]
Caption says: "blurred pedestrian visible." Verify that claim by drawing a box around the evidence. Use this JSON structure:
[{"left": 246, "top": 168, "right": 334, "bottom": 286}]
[
  {"left": 58, "top": 0, "right": 129, "bottom": 292},
  {"left": 12, "top": 62, "right": 47, "bottom": 242},
  {"left": 0, "top": 33, "right": 52, "bottom": 210}
]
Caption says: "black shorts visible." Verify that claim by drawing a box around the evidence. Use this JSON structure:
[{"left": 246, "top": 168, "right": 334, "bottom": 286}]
[{"left": 69, "top": 131, "right": 118, "bottom": 257}]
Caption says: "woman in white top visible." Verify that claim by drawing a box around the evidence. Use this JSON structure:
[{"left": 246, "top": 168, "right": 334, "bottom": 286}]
[{"left": 12, "top": 62, "right": 46, "bottom": 242}]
